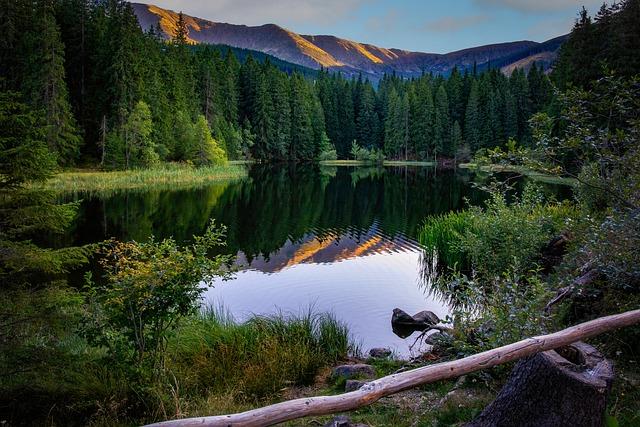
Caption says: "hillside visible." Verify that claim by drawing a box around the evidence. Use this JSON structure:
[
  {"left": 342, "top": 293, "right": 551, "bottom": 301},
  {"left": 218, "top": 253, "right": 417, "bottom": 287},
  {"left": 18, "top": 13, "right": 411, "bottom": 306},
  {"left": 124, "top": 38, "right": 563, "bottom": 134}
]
[{"left": 131, "top": 2, "right": 566, "bottom": 79}]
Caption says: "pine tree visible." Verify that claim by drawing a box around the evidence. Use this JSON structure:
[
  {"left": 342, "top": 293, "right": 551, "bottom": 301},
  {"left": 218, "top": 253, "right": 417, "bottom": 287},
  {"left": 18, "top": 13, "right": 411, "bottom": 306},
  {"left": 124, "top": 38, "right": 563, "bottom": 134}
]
[
  {"left": 22, "top": 0, "right": 81, "bottom": 165},
  {"left": 356, "top": 81, "right": 379, "bottom": 150},
  {"left": 464, "top": 80, "right": 480, "bottom": 150},
  {"left": 433, "top": 85, "right": 450, "bottom": 157},
  {"left": 123, "top": 100, "right": 157, "bottom": 168},
  {"left": 173, "top": 11, "right": 189, "bottom": 46},
  {"left": 190, "top": 115, "right": 226, "bottom": 166}
]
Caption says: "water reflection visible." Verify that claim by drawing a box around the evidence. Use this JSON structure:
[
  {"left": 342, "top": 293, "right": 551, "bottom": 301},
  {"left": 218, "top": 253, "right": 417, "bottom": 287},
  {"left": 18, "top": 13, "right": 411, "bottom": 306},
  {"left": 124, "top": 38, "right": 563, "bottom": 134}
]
[{"left": 60, "top": 164, "right": 492, "bottom": 356}]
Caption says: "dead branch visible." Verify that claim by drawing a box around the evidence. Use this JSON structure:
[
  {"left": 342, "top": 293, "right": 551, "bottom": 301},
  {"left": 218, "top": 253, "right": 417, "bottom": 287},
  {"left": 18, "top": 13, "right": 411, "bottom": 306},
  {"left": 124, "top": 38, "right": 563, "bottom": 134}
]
[{"left": 146, "top": 308, "right": 640, "bottom": 427}]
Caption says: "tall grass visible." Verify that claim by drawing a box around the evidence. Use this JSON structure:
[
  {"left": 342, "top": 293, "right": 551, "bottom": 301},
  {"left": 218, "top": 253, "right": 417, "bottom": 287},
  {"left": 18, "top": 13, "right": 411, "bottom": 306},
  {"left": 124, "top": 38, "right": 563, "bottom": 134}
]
[
  {"left": 419, "top": 210, "right": 473, "bottom": 276},
  {"left": 30, "top": 163, "right": 247, "bottom": 195},
  {"left": 167, "top": 307, "right": 355, "bottom": 400}
]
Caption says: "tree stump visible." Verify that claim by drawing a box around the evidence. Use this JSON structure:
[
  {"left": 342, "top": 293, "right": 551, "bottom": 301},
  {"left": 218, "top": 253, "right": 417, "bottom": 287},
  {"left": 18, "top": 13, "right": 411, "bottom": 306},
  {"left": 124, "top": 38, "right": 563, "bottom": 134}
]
[{"left": 466, "top": 341, "right": 613, "bottom": 427}]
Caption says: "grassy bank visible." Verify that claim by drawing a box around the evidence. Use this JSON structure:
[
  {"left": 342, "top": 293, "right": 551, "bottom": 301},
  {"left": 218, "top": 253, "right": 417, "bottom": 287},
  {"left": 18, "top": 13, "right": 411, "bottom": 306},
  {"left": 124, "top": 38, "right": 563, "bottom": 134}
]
[
  {"left": 2, "top": 307, "right": 354, "bottom": 425},
  {"left": 458, "top": 163, "right": 577, "bottom": 185},
  {"left": 30, "top": 163, "right": 247, "bottom": 195},
  {"left": 167, "top": 307, "right": 355, "bottom": 401},
  {"left": 320, "top": 160, "right": 436, "bottom": 167}
]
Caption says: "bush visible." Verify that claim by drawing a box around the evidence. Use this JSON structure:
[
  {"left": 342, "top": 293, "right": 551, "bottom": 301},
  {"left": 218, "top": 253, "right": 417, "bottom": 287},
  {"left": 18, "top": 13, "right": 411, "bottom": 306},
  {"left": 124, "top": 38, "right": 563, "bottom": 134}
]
[
  {"left": 85, "top": 220, "right": 233, "bottom": 374},
  {"left": 420, "top": 184, "right": 577, "bottom": 284},
  {"left": 350, "top": 141, "right": 385, "bottom": 164}
]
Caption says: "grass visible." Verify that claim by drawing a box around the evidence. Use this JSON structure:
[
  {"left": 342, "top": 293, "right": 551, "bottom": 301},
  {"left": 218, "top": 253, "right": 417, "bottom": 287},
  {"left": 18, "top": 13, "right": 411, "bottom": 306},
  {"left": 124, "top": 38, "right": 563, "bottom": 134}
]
[
  {"left": 319, "top": 160, "right": 436, "bottom": 167},
  {"left": 167, "top": 306, "right": 355, "bottom": 400},
  {"left": 419, "top": 210, "right": 473, "bottom": 276},
  {"left": 30, "top": 163, "right": 247, "bottom": 195}
]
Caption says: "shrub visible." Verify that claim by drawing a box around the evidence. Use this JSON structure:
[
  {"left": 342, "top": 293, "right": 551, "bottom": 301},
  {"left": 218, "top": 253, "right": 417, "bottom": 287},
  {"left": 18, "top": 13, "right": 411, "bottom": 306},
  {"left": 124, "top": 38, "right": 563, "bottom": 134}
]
[{"left": 85, "top": 220, "right": 233, "bottom": 374}]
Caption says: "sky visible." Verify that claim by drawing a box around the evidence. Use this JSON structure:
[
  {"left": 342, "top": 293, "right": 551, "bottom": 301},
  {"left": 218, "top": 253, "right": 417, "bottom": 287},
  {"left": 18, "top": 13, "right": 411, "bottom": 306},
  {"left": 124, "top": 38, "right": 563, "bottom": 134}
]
[{"left": 143, "top": 0, "right": 606, "bottom": 53}]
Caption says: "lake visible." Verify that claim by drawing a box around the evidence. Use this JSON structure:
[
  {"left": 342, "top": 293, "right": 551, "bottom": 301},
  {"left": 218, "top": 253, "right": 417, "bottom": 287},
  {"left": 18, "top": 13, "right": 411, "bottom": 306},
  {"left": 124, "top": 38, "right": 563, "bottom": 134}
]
[{"left": 60, "top": 164, "right": 567, "bottom": 357}]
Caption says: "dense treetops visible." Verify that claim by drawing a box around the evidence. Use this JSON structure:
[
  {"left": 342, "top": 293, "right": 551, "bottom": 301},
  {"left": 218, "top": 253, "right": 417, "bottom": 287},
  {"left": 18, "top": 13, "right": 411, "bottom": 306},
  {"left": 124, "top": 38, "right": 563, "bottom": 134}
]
[
  {"left": 1, "top": 0, "right": 557, "bottom": 168},
  {"left": 553, "top": 0, "right": 640, "bottom": 89}
]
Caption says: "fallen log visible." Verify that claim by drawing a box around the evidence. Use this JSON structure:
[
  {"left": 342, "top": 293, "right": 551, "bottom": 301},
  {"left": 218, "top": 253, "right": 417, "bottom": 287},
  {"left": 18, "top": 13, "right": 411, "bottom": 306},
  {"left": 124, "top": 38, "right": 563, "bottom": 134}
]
[{"left": 146, "top": 309, "right": 640, "bottom": 427}]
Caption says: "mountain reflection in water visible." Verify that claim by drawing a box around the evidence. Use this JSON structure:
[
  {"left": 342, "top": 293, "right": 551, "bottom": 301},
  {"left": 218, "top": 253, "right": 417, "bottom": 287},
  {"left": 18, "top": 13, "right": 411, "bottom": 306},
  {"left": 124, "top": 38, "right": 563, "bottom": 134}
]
[{"left": 58, "top": 164, "right": 568, "bottom": 356}]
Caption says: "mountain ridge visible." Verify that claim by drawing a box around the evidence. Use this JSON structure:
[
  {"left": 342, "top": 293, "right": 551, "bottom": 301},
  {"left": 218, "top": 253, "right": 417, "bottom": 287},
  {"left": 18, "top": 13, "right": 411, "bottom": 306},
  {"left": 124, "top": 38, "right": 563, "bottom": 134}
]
[{"left": 131, "top": 2, "right": 566, "bottom": 79}]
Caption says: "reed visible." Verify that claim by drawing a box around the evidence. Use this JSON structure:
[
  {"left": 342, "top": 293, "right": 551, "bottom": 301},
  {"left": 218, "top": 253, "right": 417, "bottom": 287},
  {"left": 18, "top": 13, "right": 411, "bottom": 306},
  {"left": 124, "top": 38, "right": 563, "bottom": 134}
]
[{"left": 30, "top": 163, "right": 247, "bottom": 195}]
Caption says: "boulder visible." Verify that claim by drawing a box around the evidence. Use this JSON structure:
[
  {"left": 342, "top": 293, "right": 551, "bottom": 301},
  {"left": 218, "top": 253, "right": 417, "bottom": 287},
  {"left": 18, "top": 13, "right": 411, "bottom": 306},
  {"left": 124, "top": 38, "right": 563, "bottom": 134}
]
[
  {"left": 412, "top": 310, "right": 440, "bottom": 325},
  {"left": 368, "top": 347, "right": 392, "bottom": 358},
  {"left": 345, "top": 379, "right": 368, "bottom": 392},
  {"left": 391, "top": 308, "right": 440, "bottom": 338},
  {"left": 331, "top": 364, "right": 376, "bottom": 380}
]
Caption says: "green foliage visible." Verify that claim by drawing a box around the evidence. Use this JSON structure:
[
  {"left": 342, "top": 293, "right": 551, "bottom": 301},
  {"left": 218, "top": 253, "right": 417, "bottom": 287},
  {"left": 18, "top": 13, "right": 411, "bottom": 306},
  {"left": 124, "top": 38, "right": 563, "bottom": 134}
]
[
  {"left": 419, "top": 210, "right": 473, "bottom": 279},
  {"left": 0, "top": 90, "right": 55, "bottom": 188},
  {"left": 189, "top": 115, "right": 227, "bottom": 166},
  {"left": 462, "top": 185, "right": 575, "bottom": 281},
  {"left": 86, "top": 221, "right": 233, "bottom": 372},
  {"left": 553, "top": 0, "right": 640, "bottom": 89},
  {"left": 317, "top": 132, "right": 338, "bottom": 161},
  {"left": 421, "top": 184, "right": 576, "bottom": 284},
  {"left": 124, "top": 100, "right": 159, "bottom": 168},
  {"left": 350, "top": 141, "right": 385, "bottom": 164}
]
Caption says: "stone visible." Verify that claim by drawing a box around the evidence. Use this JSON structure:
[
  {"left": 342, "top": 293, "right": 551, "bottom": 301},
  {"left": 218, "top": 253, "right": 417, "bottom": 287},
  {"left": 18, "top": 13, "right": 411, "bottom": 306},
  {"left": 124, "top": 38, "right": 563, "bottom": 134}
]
[
  {"left": 331, "top": 364, "right": 376, "bottom": 380},
  {"left": 424, "top": 331, "right": 451, "bottom": 345},
  {"left": 345, "top": 379, "right": 368, "bottom": 392},
  {"left": 412, "top": 310, "right": 440, "bottom": 326},
  {"left": 391, "top": 308, "right": 441, "bottom": 338},
  {"left": 323, "top": 415, "right": 369, "bottom": 427},
  {"left": 368, "top": 347, "right": 392, "bottom": 358}
]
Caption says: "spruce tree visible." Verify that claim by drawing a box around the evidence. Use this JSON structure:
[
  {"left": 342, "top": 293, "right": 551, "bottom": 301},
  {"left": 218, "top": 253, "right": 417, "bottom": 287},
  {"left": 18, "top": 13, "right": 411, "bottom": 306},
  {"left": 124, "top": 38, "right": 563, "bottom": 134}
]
[{"left": 433, "top": 85, "right": 450, "bottom": 157}]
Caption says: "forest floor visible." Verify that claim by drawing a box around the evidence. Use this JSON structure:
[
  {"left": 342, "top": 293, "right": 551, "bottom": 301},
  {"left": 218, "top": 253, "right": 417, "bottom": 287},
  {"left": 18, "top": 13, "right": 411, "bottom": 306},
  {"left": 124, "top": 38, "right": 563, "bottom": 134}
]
[{"left": 29, "top": 163, "right": 248, "bottom": 195}]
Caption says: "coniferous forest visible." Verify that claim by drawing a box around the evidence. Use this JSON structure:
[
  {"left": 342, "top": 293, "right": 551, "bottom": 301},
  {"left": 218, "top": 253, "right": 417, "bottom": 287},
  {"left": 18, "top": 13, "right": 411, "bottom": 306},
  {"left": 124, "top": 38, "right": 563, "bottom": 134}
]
[
  {"left": 1, "top": 0, "right": 640, "bottom": 425},
  {"left": 2, "top": 0, "right": 556, "bottom": 167}
]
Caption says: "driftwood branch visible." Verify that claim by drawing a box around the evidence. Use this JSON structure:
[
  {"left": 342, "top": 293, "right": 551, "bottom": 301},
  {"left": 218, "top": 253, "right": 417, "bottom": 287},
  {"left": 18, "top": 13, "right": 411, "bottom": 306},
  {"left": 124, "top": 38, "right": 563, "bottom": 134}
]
[{"left": 147, "top": 309, "right": 640, "bottom": 427}]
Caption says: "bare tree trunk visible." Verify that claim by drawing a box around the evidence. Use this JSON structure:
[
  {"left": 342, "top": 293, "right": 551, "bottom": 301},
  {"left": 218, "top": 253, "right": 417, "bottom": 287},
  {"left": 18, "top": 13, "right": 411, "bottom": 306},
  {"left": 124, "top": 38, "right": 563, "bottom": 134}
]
[{"left": 467, "top": 342, "right": 613, "bottom": 427}]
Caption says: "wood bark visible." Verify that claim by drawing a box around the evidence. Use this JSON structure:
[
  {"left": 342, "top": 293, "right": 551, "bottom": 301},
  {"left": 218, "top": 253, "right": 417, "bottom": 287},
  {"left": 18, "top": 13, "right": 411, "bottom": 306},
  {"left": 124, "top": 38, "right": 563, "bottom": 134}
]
[
  {"left": 145, "top": 308, "right": 640, "bottom": 427},
  {"left": 466, "top": 341, "right": 613, "bottom": 427}
]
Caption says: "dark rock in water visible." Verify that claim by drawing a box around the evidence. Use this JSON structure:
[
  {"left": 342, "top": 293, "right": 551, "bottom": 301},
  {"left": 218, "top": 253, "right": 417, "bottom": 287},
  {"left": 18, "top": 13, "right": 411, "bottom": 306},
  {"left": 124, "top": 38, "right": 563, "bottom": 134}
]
[
  {"left": 324, "top": 415, "right": 369, "bottom": 427},
  {"left": 331, "top": 364, "right": 376, "bottom": 380},
  {"left": 412, "top": 310, "right": 440, "bottom": 326},
  {"left": 368, "top": 347, "right": 392, "bottom": 358},
  {"left": 392, "top": 308, "right": 416, "bottom": 326},
  {"left": 391, "top": 308, "right": 440, "bottom": 338},
  {"left": 345, "top": 379, "right": 368, "bottom": 392}
]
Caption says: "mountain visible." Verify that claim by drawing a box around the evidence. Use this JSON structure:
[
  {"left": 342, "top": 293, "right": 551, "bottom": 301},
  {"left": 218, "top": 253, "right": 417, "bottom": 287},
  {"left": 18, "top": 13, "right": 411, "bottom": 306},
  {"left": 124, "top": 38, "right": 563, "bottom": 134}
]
[{"left": 132, "top": 2, "right": 565, "bottom": 79}]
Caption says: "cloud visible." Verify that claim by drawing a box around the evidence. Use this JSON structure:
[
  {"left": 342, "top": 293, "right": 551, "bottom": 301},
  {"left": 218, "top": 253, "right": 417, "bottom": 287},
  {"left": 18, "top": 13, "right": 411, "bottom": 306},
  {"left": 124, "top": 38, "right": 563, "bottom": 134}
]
[
  {"left": 145, "top": 0, "right": 371, "bottom": 26},
  {"left": 526, "top": 16, "right": 575, "bottom": 39},
  {"left": 423, "top": 14, "right": 489, "bottom": 32},
  {"left": 365, "top": 9, "right": 402, "bottom": 34},
  {"left": 473, "top": 0, "right": 604, "bottom": 13}
]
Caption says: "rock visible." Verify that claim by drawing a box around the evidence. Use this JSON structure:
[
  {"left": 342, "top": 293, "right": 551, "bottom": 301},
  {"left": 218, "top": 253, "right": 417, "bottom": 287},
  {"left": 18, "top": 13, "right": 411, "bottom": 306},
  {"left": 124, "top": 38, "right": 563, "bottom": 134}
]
[
  {"left": 323, "top": 415, "right": 369, "bottom": 427},
  {"left": 412, "top": 310, "right": 440, "bottom": 326},
  {"left": 345, "top": 379, "right": 368, "bottom": 392},
  {"left": 331, "top": 364, "right": 375, "bottom": 380},
  {"left": 391, "top": 308, "right": 416, "bottom": 326},
  {"left": 368, "top": 347, "right": 392, "bottom": 358},
  {"left": 424, "top": 331, "right": 450, "bottom": 345},
  {"left": 391, "top": 308, "right": 441, "bottom": 338}
]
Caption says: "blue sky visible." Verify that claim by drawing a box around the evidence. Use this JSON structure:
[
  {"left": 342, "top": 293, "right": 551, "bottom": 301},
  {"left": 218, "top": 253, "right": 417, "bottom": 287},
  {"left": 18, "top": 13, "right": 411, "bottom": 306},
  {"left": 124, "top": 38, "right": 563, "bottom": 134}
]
[{"left": 145, "top": 0, "right": 605, "bottom": 53}]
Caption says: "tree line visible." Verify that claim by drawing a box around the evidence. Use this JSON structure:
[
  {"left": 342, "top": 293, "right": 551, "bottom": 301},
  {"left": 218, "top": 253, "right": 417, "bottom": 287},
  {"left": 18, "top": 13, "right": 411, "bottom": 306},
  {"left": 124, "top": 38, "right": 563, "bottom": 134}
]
[{"left": 1, "top": 0, "right": 558, "bottom": 168}]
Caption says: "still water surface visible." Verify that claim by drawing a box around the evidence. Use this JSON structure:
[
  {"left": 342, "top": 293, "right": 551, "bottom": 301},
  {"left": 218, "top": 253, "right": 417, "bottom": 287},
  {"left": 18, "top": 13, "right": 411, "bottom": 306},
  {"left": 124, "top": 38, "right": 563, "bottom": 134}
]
[{"left": 61, "top": 164, "right": 564, "bottom": 356}]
